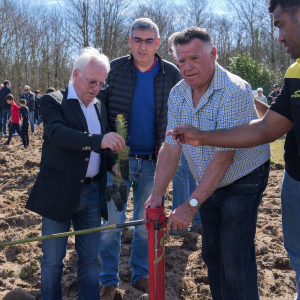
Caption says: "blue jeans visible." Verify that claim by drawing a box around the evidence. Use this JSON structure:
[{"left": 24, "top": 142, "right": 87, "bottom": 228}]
[
  {"left": 41, "top": 182, "right": 102, "bottom": 300},
  {"left": 0, "top": 109, "right": 2, "bottom": 132},
  {"left": 172, "top": 152, "right": 201, "bottom": 225},
  {"left": 281, "top": 171, "right": 300, "bottom": 300},
  {"left": 200, "top": 162, "right": 269, "bottom": 300},
  {"left": 100, "top": 156, "right": 156, "bottom": 286},
  {"left": 29, "top": 110, "right": 34, "bottom": 133},
  {"left": 2, "top": 108, "right": 11, "bottom": 135}
]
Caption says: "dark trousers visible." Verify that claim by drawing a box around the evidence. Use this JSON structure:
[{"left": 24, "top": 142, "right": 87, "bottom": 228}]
[
  {"left": 34, "top": 107, "right": 40, "bottom": 123},
  {"left": 200, "top": 162, "right": 270, "bottom": 300},
  {"left": 7, "top": 123, "right": 26, "bottom": 146},
  {"left": 21, "top": 123, "right": 29, "bottom": 146}
]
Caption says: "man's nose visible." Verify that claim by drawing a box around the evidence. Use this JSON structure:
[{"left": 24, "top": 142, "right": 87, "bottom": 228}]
[
  {"left": 278, "top": 29, "right": 284, "bottom": 43},
  {"left": 140, "top": 41, "right": 147, "bottom": 50}
]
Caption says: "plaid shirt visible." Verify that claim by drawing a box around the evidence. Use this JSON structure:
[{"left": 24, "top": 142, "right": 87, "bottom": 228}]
[{"left": 165, "top": 63, "right": 270, "bottom": 187}]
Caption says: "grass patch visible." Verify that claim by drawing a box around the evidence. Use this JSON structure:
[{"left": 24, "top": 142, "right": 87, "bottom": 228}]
[
  {"left": 19, "top": 262, "right": 39, "bottom": 280},
  {"left": 270, "top": 137, "right": 285, "bottom": 165}
]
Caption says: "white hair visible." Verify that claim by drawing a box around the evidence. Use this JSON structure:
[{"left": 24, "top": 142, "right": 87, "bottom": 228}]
[
  {"left": 130, "top": 18, "right": 160, "bottom": 38},
  {"left": 168, "top": 32, "right": 180, "bottom": 43},
  {"left": 0, "top": 84, "right": 4, "bottom": 87},
  {"left": 24, "top": 85, "right": 30, "bottom": 90},
  {"left": 69, "top": 47, "right": 110, "bottom": 84}
]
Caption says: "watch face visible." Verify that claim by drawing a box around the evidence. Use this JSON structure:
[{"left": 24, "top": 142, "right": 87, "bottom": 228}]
[{"left": 190, "top": 198, "right": 198, "bottom": 207}]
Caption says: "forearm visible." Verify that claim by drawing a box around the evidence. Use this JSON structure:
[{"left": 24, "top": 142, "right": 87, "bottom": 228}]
[
  {"left": 191, "top": 151, "right": 235, "bottom": 204},
  {"left": 152, "top": 143, "right": 182, "bottom": 198}
]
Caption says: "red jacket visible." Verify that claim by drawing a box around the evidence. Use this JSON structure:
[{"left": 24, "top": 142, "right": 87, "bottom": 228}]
[{"left": 11, "top": 102, "right": 20, "bottom": 124}]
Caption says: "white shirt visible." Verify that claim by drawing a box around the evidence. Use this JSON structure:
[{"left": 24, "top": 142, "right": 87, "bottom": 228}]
[{"left": 67, "top": 83, "right": 101, "bottom": 178}]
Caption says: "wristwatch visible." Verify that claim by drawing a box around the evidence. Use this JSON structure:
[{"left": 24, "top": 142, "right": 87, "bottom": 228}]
[{"left": 188, "top": 196, "right": 201, "bottom": 209}]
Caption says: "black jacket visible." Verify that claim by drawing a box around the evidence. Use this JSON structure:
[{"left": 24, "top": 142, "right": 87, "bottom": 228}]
[
  {"left": 35, "top": 95, "right": 42, "bottom": 108},
  {"left": 0, "top": 86, "right": 12, "bottom": 110},
  {"left": 268, "top": 90, "right": 280, "bottom": 105},
  {"left": 26, "top": 88, "right": 115, "bottom": 222},
  {"left": 97, "top": 53, "right": 181, "bottom": 152},
  {"left": 20, "top": 92, "right": 35, "bottom": 111}
]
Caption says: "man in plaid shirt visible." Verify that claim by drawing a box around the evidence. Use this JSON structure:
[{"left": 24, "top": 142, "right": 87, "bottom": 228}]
[{"left": 144, "top": 26, "right": 270, "bottom": 299}]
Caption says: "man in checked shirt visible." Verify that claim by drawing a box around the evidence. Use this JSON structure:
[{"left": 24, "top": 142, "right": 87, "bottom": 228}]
[{"left": 144, "top": 26, "right": 270, "bottom": 300}]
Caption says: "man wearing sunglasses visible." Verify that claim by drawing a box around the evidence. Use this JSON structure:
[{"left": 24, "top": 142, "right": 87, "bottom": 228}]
[
  {"left": 20, "top": 85, "right": 36, "bottom": 134},
  {"left": 97, "top": 18, "right": 181, "bottom": 299}
]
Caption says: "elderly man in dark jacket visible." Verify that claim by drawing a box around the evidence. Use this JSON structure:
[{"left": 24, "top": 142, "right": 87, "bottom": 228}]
[
  {"left": 97, "top": 18, "right": 181, "bottom": 300},
  {"left": 26, "top": 47, "right": 125, "bottom": 300},
  {"left": 0, "top": 80, "right": 12, "bottom": 136},
  {"left": 20, "top": 86, "right": 35, "bottom": 134}
]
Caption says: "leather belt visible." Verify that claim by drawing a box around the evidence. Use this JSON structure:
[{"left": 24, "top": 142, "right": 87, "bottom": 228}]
[
  {"left": 129, "top": 153, "right": 157, "bottom": 160},
  {"left": 84, "top": 173, "right": 101, "bottom": 184}
]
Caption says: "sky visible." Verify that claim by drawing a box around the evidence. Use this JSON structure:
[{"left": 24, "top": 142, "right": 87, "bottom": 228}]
[{"left": 43, "top": 0, "right": 227, "bottom": 14}]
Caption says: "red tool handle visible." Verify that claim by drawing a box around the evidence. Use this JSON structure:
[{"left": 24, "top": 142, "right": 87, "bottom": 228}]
[{"left": 147, "top": 206, "right": 166, "bottom": 300}]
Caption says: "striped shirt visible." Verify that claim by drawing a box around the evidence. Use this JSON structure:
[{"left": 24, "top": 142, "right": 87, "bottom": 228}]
[{"left": 165, "top": 63, "right": 270, "bottom": 187}]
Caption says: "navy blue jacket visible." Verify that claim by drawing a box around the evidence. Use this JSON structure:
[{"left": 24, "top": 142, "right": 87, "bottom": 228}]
[
  {"left": 0, "top": 86, "right": 12, "bottom": 110},
  {"left": 26, "top": 88, "right": 116, "bottom": 222}
]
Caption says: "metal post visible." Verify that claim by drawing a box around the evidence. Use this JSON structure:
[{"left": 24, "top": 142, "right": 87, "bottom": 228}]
[{"left": 147, "top": 206, "right": 166, "bottom": 300}]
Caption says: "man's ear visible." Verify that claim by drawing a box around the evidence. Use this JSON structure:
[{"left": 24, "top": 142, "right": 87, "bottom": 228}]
[
  {"left": 155, "top": 38, "right": 161, "bottom": 50},
  {"left": 129, "top": 35, "right": 132, "bottom": 48}
]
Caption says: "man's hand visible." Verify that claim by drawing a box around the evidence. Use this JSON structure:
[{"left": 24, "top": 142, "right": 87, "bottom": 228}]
[
  {"left": 143, "top": 194, "right": 163, "bottom": 228},
  {"left": 101, "top": 132, "right": 125, "bottom": 153},
  {"left": 166, "top": 124, "right": 203, "bottom": 147},
  {"left": 36, "top": 125, "right": 39, "bottom": 131},
  {"left": 165, "top": 200, "right": 197, "bottom": 234}
]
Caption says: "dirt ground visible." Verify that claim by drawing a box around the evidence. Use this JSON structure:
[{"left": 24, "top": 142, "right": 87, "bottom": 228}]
[{"left": 0, "top": 130, "right": 296, "bottom": 300}]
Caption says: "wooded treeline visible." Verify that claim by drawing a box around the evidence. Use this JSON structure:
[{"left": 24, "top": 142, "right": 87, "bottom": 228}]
[{"left": 0, "top": 0, "right": 292, "bottom": 97}]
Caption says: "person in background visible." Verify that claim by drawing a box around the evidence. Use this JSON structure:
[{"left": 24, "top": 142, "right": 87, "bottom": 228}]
[
  {"left": 97, "top": 18, "right": 181, "bottom": 300},
  {"left": 20, "top": 85, "right": 35, "bottom": 135},
  {"left": 268, "top": 83, "right": 280, "bottom": 104},
  {"left": 168, "top": 32, "right": 201, "bottom": 234},
  {"left": 256, "top": 87, "right": 268, "bottom": 104},
  {"left": 0, "top": 84, "right": 3, "bottom": 134},
  {"left": 0, "top": 80, "right": 12, "bottom": 136},
  {"left": 2, "top": 94, "right": 26, "bottom": 147},
  {"left": 36, "top": 87, "right": 55, "bottom": 131},
  {"left": 19, "top": 99, "right": 30, "bottom": 149},
  {"left": 34, "top": 90, "right": 41, "bottom": 123}
]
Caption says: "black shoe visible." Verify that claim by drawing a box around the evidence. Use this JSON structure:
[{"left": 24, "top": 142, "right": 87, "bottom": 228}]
[{"left": 3, "top": 141, "right": 9, "bottom": 146}]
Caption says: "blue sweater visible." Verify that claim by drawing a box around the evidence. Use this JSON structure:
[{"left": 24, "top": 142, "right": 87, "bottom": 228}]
[{"left": 128, "top": 61, "right": 160, "bottom": 155}]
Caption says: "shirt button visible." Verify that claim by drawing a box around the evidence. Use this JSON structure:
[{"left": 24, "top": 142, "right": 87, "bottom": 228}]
[
  {"left": 80, "top": 180, "right": 85, "bottom": 183},
  {"left": 85, "top": 158, "right": 90, "bottom": 162}
]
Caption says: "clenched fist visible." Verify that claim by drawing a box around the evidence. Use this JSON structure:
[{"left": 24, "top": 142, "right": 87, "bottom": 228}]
[{"left": 101, "top": 132, "right": 125, "bottom": 153}]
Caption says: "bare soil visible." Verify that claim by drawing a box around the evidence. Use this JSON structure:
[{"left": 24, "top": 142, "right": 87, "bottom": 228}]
[{"left": 0, "top": 132, "right": 295, "bottom": 299}]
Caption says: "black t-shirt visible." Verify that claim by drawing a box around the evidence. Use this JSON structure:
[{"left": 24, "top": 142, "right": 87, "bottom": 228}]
[
  {"left": 269, "top": 59, "right": 300, "bottom": 181},
  {"left": 19, "top": 106, "right": 30, "bottom": 124}
]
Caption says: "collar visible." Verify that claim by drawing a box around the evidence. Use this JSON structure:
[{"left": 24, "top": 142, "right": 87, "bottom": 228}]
[
  {"left": 67, "top": 83, "right": 97, "bottom": 106},
  {"left": 132, "top": 55, "right": 158, "bottom": 72}
]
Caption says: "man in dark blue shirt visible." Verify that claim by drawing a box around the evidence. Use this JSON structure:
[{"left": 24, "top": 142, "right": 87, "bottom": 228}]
[{"left": 0, "top": 80, "right": 12, "bottom": 136}]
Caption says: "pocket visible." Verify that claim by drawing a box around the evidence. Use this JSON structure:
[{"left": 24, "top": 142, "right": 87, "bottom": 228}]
[
  {"left": 201, "top": 118, "right": 215, "bottom": 131},
  {"left": 40, "top": 167, "right": 66, "bottom": 182}
]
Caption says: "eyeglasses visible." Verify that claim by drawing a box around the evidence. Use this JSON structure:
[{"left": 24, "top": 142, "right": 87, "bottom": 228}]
[
  {"left": 24, "top": 89, "right": 29, "bottom": 92},
  {"left": 79, "top": 71, "right": 108, "bottom": 90},
  {"left": 132, "top": 37, "right": 157, "bottom": 46}
]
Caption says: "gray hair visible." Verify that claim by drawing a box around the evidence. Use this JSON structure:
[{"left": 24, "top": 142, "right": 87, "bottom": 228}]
[
  {"left": 168, "top": 32, "right": 180, "bottom": 43},
  {"left": 0, "top": 84, "right": 4, "bottom": 88},
  {"left": 172, "top": 26, "right": 214, "bottom": 58},
  {"left": 69, "top": 47, "right": 110, "bottom": 84},
  {"left": 130, "top": 18, "right": 160, "bottom": 38},
  {"left": 24, "top": 85, "right": 30, "bottom": 90}
]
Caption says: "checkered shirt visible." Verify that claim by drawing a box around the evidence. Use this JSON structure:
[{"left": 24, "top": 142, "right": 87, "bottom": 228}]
[{"left": 165, "top": 63, "right": 270, "bottom": 187}]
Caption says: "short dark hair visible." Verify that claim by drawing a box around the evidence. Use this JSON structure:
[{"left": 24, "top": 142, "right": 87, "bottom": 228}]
[
  {"left": 3, "top": 80, "right": 10, "bottom": 86},
  {"left": 35, "top": 90, "right": 40, "bottom": 94},
  {"left": 268, "top": 0, "right": 300, "bottom": 19},
  {"left": 5, "top": 94, "right": 14, "bottom": 101},
  {"left": 173, "top": 26, "right": 214, "bottom": 50},
  {"left": 20, "top": 99, "right": 26, "bottom": 105},
  {"left": 46, "top": 87, "right": 55, "bottom": 93}
]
